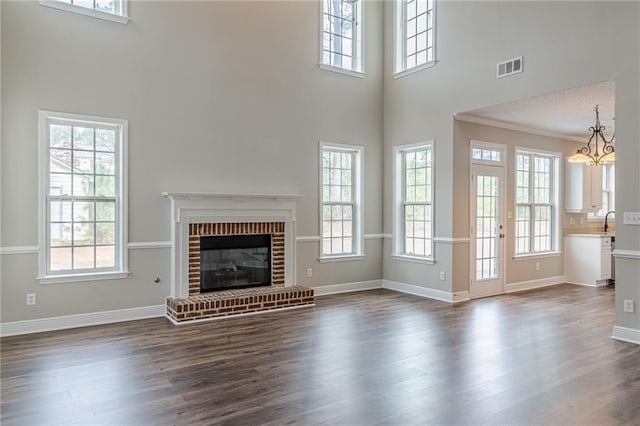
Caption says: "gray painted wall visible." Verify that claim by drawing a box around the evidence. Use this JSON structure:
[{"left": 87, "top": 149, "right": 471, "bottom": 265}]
[
  {"left": 1, "top": 0, "right": 384, "bottom": 322},
  {"left": 2, "top": 1, "right": 639, "bottom": 332},
  {"left": 383, "top": 1, "right": 639, "bottom": 329}
]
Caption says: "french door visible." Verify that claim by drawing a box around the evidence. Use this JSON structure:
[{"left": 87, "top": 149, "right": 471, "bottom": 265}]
[{"left": 470, "top": 164, "right": 505, "bottom": 298}]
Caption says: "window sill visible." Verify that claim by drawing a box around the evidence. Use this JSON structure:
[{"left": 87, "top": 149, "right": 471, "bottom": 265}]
[
  {"left": 318, "top": 254, "right": 366, "bottom": 263},
  {"left": 393, "top": 60, "right": 438, "bottom": 80},
  {"left": 37, "top": 271, "right": 130, "bottom": 284},
  {"left": 392, "top": 254, "right": 436, "bottom": 265},
  {"left": 39, "top": 0, "right": 129, "bottom": 24},
  {"left": 512, "top": 252, "right": 562, "bottom": 261},
  {"left": 319, "top": 64, "right": 365, "bottom": 79}
]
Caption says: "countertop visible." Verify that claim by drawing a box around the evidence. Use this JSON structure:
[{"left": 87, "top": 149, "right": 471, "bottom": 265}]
[{"left": 565, "top": 232, "right": 614, "bottom": 238}]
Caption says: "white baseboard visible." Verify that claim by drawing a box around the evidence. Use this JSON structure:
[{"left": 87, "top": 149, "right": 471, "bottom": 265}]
[
  {"left": 611, "top": 326, "right": 640, "bottom": 345},
  {"left": 565, "top": 280, "right": 609, "bottom": 288},
  {"left": 0, "top": 305, "right": 165, "bottom": 337},
  {"left": 506, "top": 275, "right": 566, "bottom": 293},
  {"left": 312, "top": 280, "right": 383, "bottom": 296},
  {"left": 382, "top": 280, "right": 469, "bottom": 304}
]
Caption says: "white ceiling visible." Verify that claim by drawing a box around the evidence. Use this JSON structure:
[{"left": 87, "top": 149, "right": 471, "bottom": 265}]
[{"left": 458, "top": 81, "right": 615, "bottom": 141}]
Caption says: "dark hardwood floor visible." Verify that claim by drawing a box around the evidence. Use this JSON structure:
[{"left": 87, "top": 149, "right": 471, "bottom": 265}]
[{"left": 1, "top": 284, "right": 639, "bottom": 425}]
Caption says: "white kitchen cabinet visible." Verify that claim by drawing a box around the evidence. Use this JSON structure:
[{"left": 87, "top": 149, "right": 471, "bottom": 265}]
[
  {"left": 565, "top": 160, "right": 602, "bottom": 212},
  {"left": 565, "top": 234, "right": 612, "bottom": 286}
]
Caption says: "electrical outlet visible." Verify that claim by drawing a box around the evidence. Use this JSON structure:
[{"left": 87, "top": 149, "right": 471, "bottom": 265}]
[
  {"left": 306, "top": 268, "right": 313, "bottom": 278},
  {"left": 623, "top": 212, "right": 640, "bottom": 225},
  {"left": 623, "top": 300, "right": 635, "bottom": 313},
  {"left": 26, "top": 293, "right": 36, "bottom": 306},
  {"left": 569, "top": 217, "right": 576, "bottom": 225},
  {"left": 440, "top": 271, "right": 446, "bottom": 281},
  {"left": 535, "top": 262, "right": 540, "bottom": 271}
]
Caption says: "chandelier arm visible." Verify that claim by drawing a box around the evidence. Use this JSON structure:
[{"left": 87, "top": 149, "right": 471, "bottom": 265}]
[{"left": 572, "top": 105, "right": 615, "bottom": 166}]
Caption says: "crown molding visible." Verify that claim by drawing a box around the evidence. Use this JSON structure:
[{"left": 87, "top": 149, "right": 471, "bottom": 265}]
[{"left": 454, "top": 113, "right": 586, "bottom": 143}]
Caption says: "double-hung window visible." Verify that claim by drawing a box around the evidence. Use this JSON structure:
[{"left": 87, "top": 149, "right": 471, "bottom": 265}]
[
  {"left": 320, "top": 143, "right": 363, "bottom": 258},
  {"left": 40, "top": 0, "right": 129, "bottom": 24},
  {"left": 394, "top": 143, "right": 433, "bottom": 259},
  {"left": 394, "top": 0, "right": 436, "bottom": 76},
  {"left": 515, "top": 150, "right": 559, "bottom": 255},
  {"left": 588, "top": 163, "right": 615, "bottom": 218},
  {"left": 321, "top": 0, "right": 363, "bottom": 74},
  {"left": 39, "top": 111, "right": 128, "bottom": 283}
]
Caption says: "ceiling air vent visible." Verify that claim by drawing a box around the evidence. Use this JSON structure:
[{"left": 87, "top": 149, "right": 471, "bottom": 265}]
[{"left": 496, "top": 56, "right": 523, "bottom": 78}]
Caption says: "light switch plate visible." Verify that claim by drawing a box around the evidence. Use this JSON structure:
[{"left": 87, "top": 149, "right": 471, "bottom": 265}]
[{"left": 623, "top": 212, "right": 640, "bottom": 225}]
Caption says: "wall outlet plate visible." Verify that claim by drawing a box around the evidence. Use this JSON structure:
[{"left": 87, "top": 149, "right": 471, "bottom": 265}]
[
  {"left": 623, "top": 300, "right": 635, "bottom": 313},
  {"left": 26, "top": 293, "right": 36, "bottom": 306},
  {"left": 306, "top": 268, "right": 313, "bottom": 278}
]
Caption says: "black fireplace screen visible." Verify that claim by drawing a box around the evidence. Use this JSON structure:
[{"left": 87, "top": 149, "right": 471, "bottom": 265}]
[{"left": 200, "top": 234, "right": 271, "bottom": 292}]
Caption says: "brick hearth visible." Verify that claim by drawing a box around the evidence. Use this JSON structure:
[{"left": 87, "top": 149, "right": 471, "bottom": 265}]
[{"left": 166, "top": 286, "right": 314, "bottom": 323}]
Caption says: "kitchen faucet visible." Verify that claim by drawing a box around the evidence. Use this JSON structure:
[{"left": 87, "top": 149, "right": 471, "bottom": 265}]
[{"left": 604, "top": 210, "right": 615, "bottom": 233}]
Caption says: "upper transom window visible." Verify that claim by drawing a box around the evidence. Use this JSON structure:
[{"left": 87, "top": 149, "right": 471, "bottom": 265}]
[
  {"left": 395, "top": 0, "right": 436, "bottom": 76},
  {"left": 40, "top": 0, "right": 129, "bottom": 24},
  {"left": 321, "top": 0, "right": 363, "bottom": 75}
]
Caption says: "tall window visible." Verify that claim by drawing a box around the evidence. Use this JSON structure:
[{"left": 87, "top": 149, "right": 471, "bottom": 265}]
[
  {"left": 589, "top": 163, "right": 615, "bottom": 218},
  {"left": 515, "top": 150, "right": 558, "bottom": 255},
  {"left": 321, "top": 0, "right": 363, "bottom": 73},
  {"left": 40, "top": 0, "right": 128, "bottom": 24},
  {"left": 395, "top": 0, "right": 436, "bottom": 75},
  {"left": 321, "top": 144, "right": 362, "bottom": 257},
  {"left": 40, "top": 111, "right": 127, "bottom": 281},
  {"left": 395, "top": 144, "right": 433, "bottom": 258}
]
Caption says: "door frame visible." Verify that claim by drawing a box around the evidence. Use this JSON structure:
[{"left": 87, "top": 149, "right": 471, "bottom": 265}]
[{"left": 469, "top": 141, "right": 507, "bottom": 299}]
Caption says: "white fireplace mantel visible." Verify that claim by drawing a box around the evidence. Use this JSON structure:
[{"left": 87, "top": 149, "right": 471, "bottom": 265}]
[{"left": 163, "top": 192, "right": 305, "bottom": 298}]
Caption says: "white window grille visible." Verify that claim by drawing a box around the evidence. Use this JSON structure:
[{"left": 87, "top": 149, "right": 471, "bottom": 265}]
[
  {"left": 515, "top": 151, "right": 559, "bottom": 255},
  {"left": 395, "top": 143, "right": 433, "bottom": 258},
  {"left": 321, "top": 144, "right": 362, "bottom": 257},
  {"left": 40, "top": 0, "right": 128, "bottom": 24},
  {"left": 321, "top": 0, "right": 363, "bottom": 73},
  {"left": 39, "top": 111, "right": 128, "bottom": 281},
  {"left": 588, "top": 163, "right": 615, "bottom": 218},
  {"left": 395, "top": 0, "right": 436, "bottom": 75}
]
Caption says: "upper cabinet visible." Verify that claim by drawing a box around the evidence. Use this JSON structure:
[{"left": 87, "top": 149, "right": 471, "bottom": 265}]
[{"left": 565, "top": 160, "right": 603, "bottom": 213}]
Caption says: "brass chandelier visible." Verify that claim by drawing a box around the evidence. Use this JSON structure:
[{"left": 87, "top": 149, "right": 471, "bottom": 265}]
[{"left": 568, "top": 105, "right": 615, "bottom": 165}]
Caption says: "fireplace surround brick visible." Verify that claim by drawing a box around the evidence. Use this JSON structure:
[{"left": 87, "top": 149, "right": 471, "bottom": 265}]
[{"left": 187, "top": 222, "right": 285, "bottom": 297}]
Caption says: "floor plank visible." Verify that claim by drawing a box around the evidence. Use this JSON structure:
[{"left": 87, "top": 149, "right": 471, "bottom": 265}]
[{"left": 1, "top": 284, "right": 639, "bottom": 425}]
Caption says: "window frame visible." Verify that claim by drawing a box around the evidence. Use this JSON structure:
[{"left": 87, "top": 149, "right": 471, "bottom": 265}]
[
  {"left": 393, "top": 141, "right": 435, "bottom": 264},
  {"left": 588, "top": 162, "right": 615, "bottom": 220},
  {"left": 393, "top": 0, "right": 438, "bottom": 78},
  {"left": 513, "top": 148, "right": 561, "bottom": 258},
  {"left": 39, "top": 0, "right": 129, "bottom": 25},
  {"left": 319, "top": 0, "right": 365, "bottom": 77},
  {"left": 38, "top": 110, "right": 129, "bottom": 284},
  {"left": 319, "top": 142, "right": 364, "bottom": 261}
]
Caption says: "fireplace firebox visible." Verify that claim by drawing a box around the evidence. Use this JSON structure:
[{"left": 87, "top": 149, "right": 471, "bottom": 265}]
[{"left": 200, "top": 234, "right": 271, "bottom": 292}]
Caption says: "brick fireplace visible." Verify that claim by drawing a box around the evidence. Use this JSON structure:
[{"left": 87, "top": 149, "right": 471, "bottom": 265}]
[
  {"left": 163, "top": 192, "right": 313, "bottom": 323},
  {"left": 188, "top": 222, "right": 285, "bottom": 296}
]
